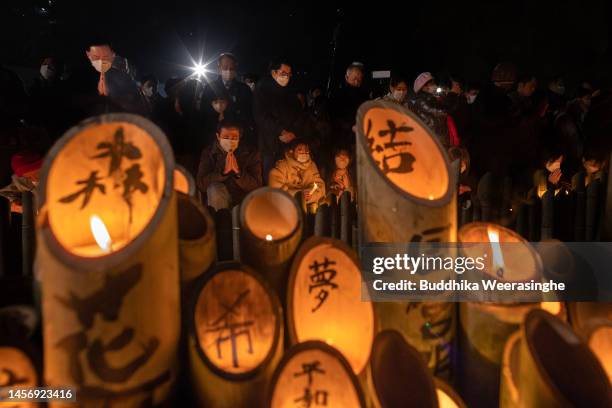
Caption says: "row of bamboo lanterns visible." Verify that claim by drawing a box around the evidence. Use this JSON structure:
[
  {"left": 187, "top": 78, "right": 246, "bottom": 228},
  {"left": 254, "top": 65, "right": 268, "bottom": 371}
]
[{"left": 19, "top": 102, "right": 610, "bottom": 407}]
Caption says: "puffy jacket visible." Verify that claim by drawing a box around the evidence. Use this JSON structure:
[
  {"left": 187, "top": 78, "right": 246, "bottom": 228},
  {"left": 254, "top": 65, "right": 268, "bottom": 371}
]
[
  {"left": 268, "top": 152, "right": 325, "bottom": 203},
  {"left": 408, "top": 92, "right": 450, "bottom": 146}
]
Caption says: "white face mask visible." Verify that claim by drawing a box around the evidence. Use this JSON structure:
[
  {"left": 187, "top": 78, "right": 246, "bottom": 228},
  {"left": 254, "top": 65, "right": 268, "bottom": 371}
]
[
  {"left": 91, "top": 59, "right": 112, "bottom": 73},
  {"left": 221, "top": 69, "right": 236, "bottom": 82},
  {"left": 392, "top": 90, "right": 407, "bottom": 102},
  {"left": 297, "top": 153, "right": 310, "bottom": 163},
  {"left": 275, "top": 75, "right": 290, "bottom": 87},
  {"left": 142, "top": 86, "right": 153, "bottom": 97},
  {"left": 466, "top": 94, "right": 478, "bottom": 104},
  {"left": 335, "top": 157, "right": 349, "bottom": 169},
  {"left": 219, "top": 138, "right": 239, "bottom": 153},
  {"left": 40, "top": 65, "right": 56, "bottom": 80}
]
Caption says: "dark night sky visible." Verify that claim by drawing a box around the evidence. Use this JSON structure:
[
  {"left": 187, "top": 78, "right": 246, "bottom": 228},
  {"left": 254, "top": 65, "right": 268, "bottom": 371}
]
[{"left": 2, "top": 0, "right": 612, "bottom": 89}]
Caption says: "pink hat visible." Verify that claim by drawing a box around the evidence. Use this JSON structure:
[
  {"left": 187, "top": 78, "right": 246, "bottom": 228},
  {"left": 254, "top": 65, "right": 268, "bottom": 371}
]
[
  {"left": 11, "top": 151, "right": 43, "bottom": 177},
  {"left": 414, "top": 72, "right": 433, "bottom": 93}
]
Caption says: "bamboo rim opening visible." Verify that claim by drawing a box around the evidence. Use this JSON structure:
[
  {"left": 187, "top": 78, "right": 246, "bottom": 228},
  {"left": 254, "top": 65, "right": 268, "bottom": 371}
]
[
  {"left": 434, "top": 378, "right": 467, "bottom": 408},
  {"left": 38, "top": 113, "right": 174, "bottom": 267},
  {"left": 241, "top": 188, "right": 300, "bottom": 241},
  {"left": 191, "top": 263, "right": 282, "bottom": 381},
  {"left": 267, "top": 340, "right": 366, "bottom": 408},
  {"left": 585, "top": 321, "right": 612, "bottom": 384},
  {"left": 178, "top": 193, "right": 208, "bottom": 241},
  {"left": 370, "top": 330, "right": 438, "bottom": 408},
  {"left": 525, "top": 310, "right": 611, "bottom": 406},
  {"left": 174, "top": 165, "right": 195, "bottom": 196},
  {"left": 356, "top": 101, "right": 454, "bottom": 206}
]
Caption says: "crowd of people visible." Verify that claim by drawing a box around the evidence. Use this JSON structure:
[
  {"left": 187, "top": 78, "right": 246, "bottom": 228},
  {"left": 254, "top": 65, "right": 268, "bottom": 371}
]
[{"left": 1, "top": 41, "right": 611, "bottom": 222}]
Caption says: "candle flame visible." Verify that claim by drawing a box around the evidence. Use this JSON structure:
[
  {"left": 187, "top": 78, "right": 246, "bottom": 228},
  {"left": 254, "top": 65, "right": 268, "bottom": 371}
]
[
  {"left": 265, "top": 234, "right": 273, "bottom": 241},
  {"left": 487, "top": 226, "right": 505, "bottom": 277},
  {"left": 310, "top": 183, "right": 319, "bottom": 194},
  {"left": 428, "top": 194, "right": 434, "bottom": 200},
  {"left": 90, "top": 215, "right": 112, "bottom": 253}
]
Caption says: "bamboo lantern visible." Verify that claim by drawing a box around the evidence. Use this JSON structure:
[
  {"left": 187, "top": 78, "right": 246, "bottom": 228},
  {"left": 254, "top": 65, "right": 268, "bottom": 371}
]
[
  {"left": 287, "top": 236, "right": 375, "bottom": 375},
  {"left": 368, "top": 330, "right": 438, "bottom": 408},
  {"left": 0, "top": 346, "right": 39, "bottom": 408},
  {"left": 568, "top": 302, "right": 612, "bottom": 335},
  {"left": 356, "top": 100, "right": 457, "bottom": 380},
  {"left": 499, "top": 331, "right": 521, "bottom": 408},
  {"left": 177, "top": 192, "right": 216, "bottom": 284},
  {"left": 583, "top": 319, "right": 612, "bottom": 383},
  {"left": 373, "top": 301, "right": 455, "bottom": 380},
  {"left": 603, "top": 151, "right": 612, "bottom": 240},
  {"left": 36, "top": 113, "right": 180, "bottom": 407},
  {"left": 355, "top": 100, "right": 457, "bottom": 244},
  {"left": 189, "top": 262, "right": 283, "bottom": 408},
  {"left": 267, "top": 340, "right": 366, "bottom": 408},
  {"left": 457, "top": 222, "right": 548, "bottom": 407},
  {"left": 173, "top": 164, "right": 196, "bottom": 196},
  {"left": 517, "top": 309, "right": 611, "bottom": 407},
  {"left": 435, "top": 379, "right": 467, "bottom": 408},
  {"left": 239, "top": 187, "right": 302, "bottom": 300}
]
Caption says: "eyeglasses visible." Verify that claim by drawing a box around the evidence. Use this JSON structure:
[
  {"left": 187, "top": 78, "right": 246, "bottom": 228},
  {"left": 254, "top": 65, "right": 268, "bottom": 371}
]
[{"left": 276, "top": 70, "right": 292, "bottom": 78}]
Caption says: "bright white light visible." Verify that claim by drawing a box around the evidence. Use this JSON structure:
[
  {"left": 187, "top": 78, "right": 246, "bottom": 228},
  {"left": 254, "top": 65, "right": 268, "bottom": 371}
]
[
  {"left": 193, "top": 63, "right": 206, "bottom": 77},
  {"left": 265, "top": 234, "right": 273, "bottom": 241},
  {"left": 436, "top": 87, "right": 443, "bottom": 94},
  {"left": 90, "top": 215, "right": 112, "bottom": 253}
]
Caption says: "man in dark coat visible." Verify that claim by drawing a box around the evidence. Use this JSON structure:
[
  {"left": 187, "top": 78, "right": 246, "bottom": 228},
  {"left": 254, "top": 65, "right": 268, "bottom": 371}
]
[
  {"left": 201, "top": 53, "right": 255, "bottom": 146},
  {"left": 253, "top": 57, "right": 304, "bottom": 181},
  {"left": 329, "top": 62, "right": 370, "bottom": 147},
  {"left": 196, "top": 120, "right": 261, "bottom": 210}
]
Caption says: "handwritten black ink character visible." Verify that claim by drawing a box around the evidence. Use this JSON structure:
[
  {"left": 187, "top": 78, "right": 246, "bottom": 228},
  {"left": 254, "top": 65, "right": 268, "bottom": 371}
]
[
  {"left": 293, "top": 361, "right": 325, "bottom": 385},
  {"left": 0, "top": 368, "right": 29, "bottom": 387},
  {"left": 121, "top": 164, "right": 149, "bottom": 222},
  {"left": 381, "top": 152, "right": 416, "bottom": 175},
  {"left": 433, "top": 342, "right": 451, "bottom": 377},
  {"left": 87, "top": 328, "right": 160, "bottom": 383},
  {"left": 294, "top": 388, "right": 329, "bottom": 408},
  {"left": 205, "top": 290, "right": 255, "bottom": 369},
  {"left": 55, "top": 263, "right": 170, "bottom": 405},
  {"left": 55, "top": 264, "right": 142, "bottom": 329},
  {"left": 308, "top": 258, "right": 338, "bottom": 312},
  {"left": 379, "top": 120, "right": 413, "bottom": 149},
  {"left": 93, "top": 127, "right": 142, "bottom": 176},
  {"left": 59, "top": 171, "right": 106, "bottom": 209},
  {"left": 410, "top": 225, "right": 451, "bottom": 243}
]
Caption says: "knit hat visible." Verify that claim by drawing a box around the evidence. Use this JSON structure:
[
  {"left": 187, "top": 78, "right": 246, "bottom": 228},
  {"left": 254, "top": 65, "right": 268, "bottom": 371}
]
[
  {"left": 414, "top": 72, "right": 434, "bottom": 93},
  {"left": 11, "top": 151, "right": 43, "bottom": 177}
]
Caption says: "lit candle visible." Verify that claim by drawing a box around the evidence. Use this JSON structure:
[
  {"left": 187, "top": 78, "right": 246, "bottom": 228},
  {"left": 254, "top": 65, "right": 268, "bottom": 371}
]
[
  {"left": 459, "top": 222, "right": 541, "bottom": 283},
  {"left": 89, "top": 215, "right": 112, "bottom": 253},
  {"left": 487, "top": 226, "right": 505, "bottom": 278}
]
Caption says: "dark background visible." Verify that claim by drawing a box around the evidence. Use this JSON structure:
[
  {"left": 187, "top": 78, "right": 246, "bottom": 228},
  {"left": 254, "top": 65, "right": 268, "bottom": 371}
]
[{"left": 2, "top": 0, "right": 611, "bottom": 90}]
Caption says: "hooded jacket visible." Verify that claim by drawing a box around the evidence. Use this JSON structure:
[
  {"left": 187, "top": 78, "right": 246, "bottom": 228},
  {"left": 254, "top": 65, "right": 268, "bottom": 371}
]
[{"left": 268, "top": 152, "right": 325, "bottom": 203}]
